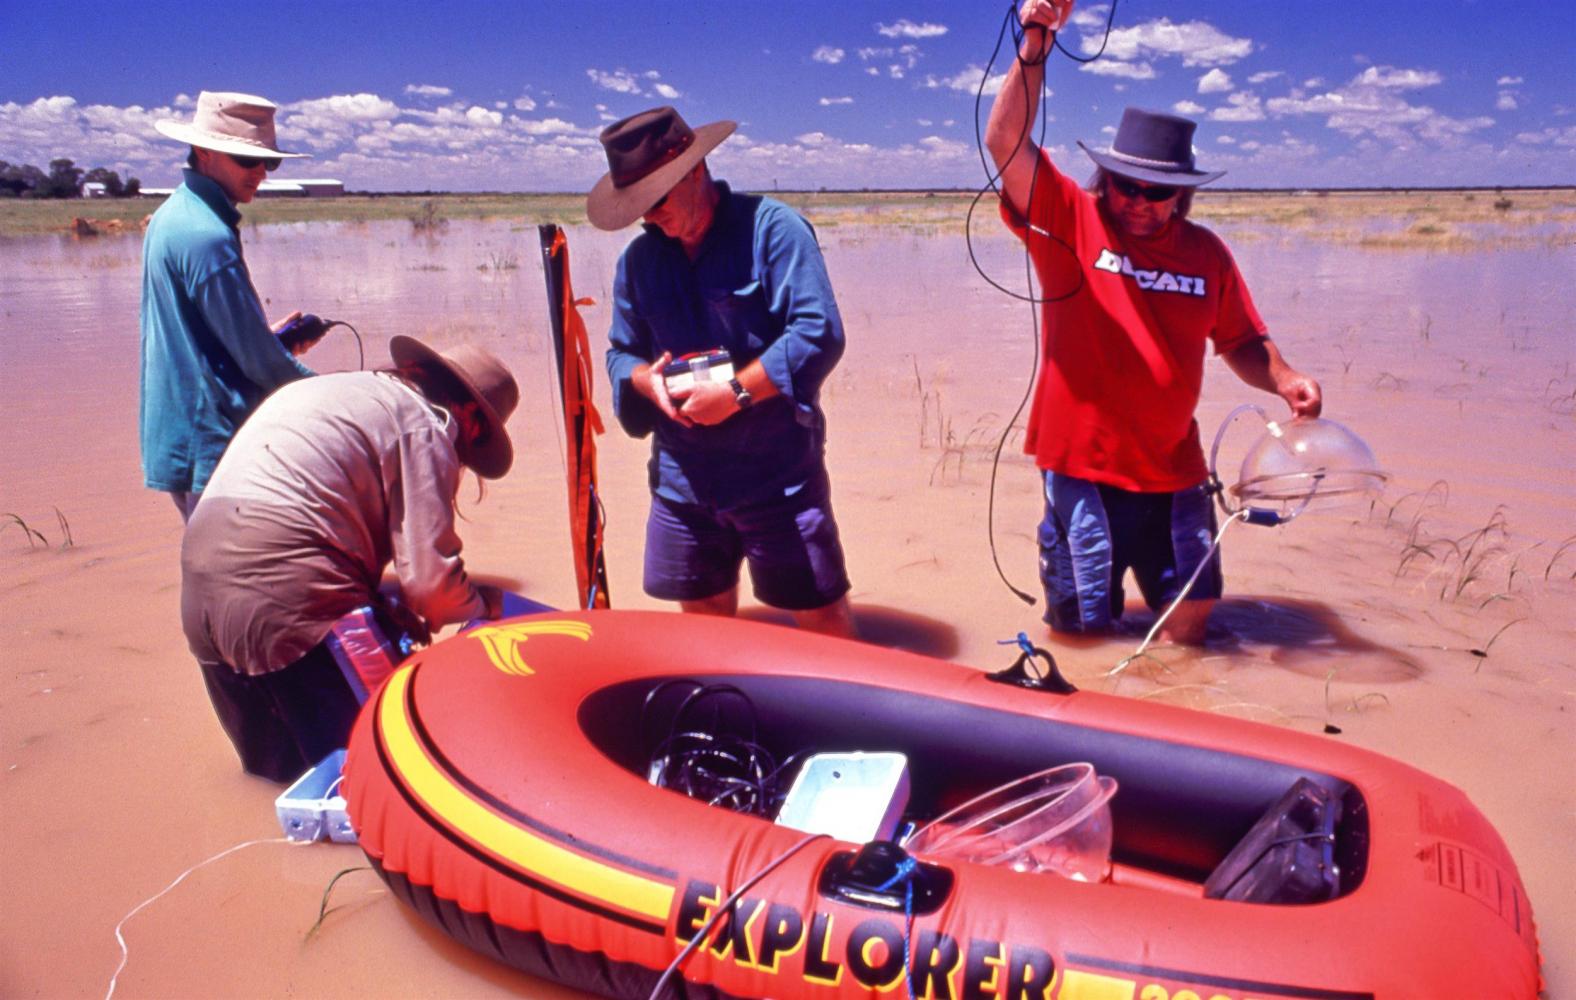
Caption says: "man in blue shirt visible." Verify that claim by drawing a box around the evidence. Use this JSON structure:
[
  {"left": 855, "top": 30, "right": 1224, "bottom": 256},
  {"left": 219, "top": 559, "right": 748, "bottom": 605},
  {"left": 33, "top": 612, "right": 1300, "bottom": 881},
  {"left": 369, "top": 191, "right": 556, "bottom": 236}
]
[
  {"left": 590, "top": 106, "right": 854, "bottom": 637},
  {"left": 141, "top": 91, "right": 321, "bottom": 520}
]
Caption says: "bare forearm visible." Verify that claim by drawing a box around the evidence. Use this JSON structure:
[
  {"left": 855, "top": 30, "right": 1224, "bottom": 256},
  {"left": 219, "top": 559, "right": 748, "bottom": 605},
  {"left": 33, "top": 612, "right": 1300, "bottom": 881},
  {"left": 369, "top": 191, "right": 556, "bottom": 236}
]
[{"left": 1224, "top": 337, "right": 1323, "bottom": 417}]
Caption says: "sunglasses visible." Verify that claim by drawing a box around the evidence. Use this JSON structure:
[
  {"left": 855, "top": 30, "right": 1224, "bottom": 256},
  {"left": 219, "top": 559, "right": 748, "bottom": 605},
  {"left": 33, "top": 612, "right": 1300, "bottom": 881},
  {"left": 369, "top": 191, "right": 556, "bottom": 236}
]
[
  {"left": 229, "top": 152, "right": 282, "bottom": 172},
  {"left": 1110, "top": 175, "right": 1179, "bottom": 202}
]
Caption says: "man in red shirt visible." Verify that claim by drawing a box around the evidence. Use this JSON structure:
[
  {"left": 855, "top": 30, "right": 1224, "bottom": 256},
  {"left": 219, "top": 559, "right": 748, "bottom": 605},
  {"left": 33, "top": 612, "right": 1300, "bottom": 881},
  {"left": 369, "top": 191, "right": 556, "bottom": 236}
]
[{"left": 986, "top": 0, "right": 1321, "bottom": 644}]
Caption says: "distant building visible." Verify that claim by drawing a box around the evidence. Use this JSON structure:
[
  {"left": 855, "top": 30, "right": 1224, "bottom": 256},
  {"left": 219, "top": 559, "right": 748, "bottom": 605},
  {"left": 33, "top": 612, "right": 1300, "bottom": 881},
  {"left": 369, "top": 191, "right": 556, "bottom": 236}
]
[
  {"left": 257, "top": 178, "right": 345, "bottom": 198},
  {"left": 83, "top": 182, "right": 108, "bottom": 198}
]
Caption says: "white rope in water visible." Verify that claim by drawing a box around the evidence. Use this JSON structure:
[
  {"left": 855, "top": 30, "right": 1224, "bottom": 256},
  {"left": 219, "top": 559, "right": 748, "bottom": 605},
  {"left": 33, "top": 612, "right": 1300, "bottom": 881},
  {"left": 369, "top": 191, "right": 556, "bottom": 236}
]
[
  {"left": 1111, "top": 508, "right": 1249, "bottom": 676},
  {"left": 105, "top": 836, "right": 304, "bottom": 1000}
]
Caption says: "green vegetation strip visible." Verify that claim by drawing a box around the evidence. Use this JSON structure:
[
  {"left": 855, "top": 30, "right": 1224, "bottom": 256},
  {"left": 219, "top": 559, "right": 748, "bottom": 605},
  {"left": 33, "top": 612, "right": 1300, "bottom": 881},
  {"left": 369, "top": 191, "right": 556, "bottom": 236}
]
[{"left": 2, "top": 189, "right": 1572, "bottom": 244}]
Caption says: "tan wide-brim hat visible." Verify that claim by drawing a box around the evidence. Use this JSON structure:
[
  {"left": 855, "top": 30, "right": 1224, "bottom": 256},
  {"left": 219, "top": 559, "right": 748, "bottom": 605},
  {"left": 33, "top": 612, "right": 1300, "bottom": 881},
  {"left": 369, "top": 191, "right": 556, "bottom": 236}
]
[
  {"left": 155, "top": 91, "right": 307, "bottom": 159},
  {"left": 586, "top": 106, "right": 735, "bottom": 231},
  {"left": 389, "top": 336, "right": 519, "bottom": 479}
]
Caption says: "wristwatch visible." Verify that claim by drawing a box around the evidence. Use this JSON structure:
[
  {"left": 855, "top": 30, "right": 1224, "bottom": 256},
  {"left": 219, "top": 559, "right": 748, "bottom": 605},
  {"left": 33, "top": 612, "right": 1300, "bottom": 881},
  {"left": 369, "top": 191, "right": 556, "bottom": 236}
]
[{"left": 729, "top": 377, "right": 753, "bottom": 410}]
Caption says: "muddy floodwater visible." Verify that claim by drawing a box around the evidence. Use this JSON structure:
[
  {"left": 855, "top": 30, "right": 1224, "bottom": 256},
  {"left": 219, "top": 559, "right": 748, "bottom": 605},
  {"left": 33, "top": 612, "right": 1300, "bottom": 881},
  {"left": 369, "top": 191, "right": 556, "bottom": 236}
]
[{"left": 3, "top": 210, "right": 1573, "bottom": 997}]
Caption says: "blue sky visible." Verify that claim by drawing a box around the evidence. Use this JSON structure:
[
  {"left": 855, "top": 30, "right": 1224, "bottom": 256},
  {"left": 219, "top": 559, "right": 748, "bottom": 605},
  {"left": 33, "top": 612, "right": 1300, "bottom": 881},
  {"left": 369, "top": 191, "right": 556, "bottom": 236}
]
[{"left": 3, "top": 1, "right": 1572, "bottom": 192}]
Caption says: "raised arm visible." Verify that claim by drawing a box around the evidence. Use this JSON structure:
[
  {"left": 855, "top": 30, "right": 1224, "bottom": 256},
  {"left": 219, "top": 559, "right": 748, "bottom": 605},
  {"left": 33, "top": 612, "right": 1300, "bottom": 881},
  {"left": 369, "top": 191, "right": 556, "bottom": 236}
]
[{"left": 985, "top": 0, "right": 1074, "bottom": 219}]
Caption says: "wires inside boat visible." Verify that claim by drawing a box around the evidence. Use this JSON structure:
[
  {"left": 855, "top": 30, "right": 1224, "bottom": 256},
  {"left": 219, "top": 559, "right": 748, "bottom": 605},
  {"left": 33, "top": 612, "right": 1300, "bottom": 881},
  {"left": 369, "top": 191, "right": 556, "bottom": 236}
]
[{"left": 642, "top": 681, "right": 805, "bottom": 817}]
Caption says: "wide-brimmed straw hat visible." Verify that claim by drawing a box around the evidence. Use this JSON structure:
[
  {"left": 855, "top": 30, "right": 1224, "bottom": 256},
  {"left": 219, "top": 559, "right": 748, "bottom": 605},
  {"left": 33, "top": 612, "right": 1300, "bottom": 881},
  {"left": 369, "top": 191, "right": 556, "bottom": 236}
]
[
  {"left": 389, "top": 336, "right": 519, "bottom": 479},
  {"left": 586, "top": 106, "right": 736, "bottom": 230},
  {"left": 155, "top": 91, "right": 307, "bottom": 160},
  {"left": 1078, "top": 107, "right": 1223, "bottom": 187}
]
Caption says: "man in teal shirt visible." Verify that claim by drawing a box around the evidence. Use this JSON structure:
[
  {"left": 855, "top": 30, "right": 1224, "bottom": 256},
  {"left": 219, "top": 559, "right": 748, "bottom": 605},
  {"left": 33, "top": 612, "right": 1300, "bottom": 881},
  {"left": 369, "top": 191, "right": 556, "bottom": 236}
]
[{"left": 141, "top": 91, "right": 319, "bottom": 519}]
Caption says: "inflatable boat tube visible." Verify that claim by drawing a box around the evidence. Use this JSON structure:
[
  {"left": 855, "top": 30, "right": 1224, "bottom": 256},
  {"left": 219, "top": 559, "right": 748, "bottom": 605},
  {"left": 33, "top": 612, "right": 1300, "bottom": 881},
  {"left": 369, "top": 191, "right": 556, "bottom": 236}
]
[{"left": 342, "top": 610, "right": 1541, "bottom": 999}]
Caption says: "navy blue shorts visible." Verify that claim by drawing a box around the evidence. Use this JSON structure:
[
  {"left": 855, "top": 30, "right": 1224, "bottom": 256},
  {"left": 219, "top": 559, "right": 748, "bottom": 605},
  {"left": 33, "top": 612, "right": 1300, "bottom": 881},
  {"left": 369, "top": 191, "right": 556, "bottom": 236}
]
[
  {"left": 1037, "top": 471, "right": 1223, "bottom": 634},
  {"left": 643, "top": 472, "right": 851, "bottom": 611}
]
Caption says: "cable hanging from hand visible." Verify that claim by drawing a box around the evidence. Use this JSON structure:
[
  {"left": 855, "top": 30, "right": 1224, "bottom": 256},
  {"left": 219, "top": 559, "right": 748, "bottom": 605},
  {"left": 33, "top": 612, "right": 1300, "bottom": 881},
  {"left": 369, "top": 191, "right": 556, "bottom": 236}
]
[{"left": 968, "top": 0, "right": 1120, "bottom": 607}]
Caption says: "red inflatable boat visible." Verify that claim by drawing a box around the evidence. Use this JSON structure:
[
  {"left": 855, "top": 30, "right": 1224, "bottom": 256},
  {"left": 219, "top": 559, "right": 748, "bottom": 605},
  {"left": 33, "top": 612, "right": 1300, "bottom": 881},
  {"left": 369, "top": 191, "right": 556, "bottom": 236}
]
[{"left": 342, "top": 610, "right": 1541, "bottom": 998}]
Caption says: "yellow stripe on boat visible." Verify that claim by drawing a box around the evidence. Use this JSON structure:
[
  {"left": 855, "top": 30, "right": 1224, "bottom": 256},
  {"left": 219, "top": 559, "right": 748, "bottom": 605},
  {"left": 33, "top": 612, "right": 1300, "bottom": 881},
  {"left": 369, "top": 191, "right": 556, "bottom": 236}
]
[
  {"left": 468, "top": 619, "right": 594, "bottom": 677},
  {"left": 378, "top": 665, "right": 674, "bottom": 922}
]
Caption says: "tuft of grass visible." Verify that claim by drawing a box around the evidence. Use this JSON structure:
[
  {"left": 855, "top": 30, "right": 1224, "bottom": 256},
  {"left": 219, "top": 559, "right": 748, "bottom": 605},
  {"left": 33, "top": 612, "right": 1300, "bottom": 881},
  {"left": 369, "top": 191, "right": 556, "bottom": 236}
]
[
  {"left": 1547, "top": 535, "right": 1576, "bottom": 581},
  {"left": 53, "top": 507, "right": 74, "bottom": 548},
  {"left": 3, "top": 513, "right": 48, "bottom": 548},
  {"left": 408, "top": 199, "right": 447, "bottom": 233},
  {"left": 479, "top": 250, "right": 519, "bottom": 272},
  {"left": 304, "top": 866, "right": 373, "bottom": 941}
]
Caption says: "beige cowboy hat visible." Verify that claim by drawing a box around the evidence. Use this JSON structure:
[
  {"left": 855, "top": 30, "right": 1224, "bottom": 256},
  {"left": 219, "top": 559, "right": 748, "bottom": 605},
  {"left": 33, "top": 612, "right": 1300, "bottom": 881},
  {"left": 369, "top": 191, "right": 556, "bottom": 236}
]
[
  {"left": 155, "top": 91, "right": 307, "bottom": 159},
  {"left": 389, "top": 337, "right": 520, "bottom": 479},
  {"left": 586, "top": 106, "right": 736, "bottom": 230}
]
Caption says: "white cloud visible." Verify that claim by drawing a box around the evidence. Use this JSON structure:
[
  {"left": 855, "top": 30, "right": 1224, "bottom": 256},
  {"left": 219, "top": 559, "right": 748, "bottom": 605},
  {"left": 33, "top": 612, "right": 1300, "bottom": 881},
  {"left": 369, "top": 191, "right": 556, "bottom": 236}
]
[
  {"left": 876, "top": 19, "right": 947, "bottom": 39},
  {"left": 514, "top": 95, "right": 537, "bottom": 112},
  {"left": 1088, "top": 18, "right": 1253, "bottom": 67},
  {"left": 1497, "top": 93, "right": 1518, "bottom": 111},
  {"left": 1173, "top": 100, "right": 1205, "bottom": 115},
  {"left": 515, "top": 117, "right": 587, "bottom": 136},
  {"left": 1514, "top": 125, "right": 1576, "bottom": 147},
  {"left": 1217, "top": 134, "right": 1235, "bottom": 144},
  {"left": 1248, "top": 70, "right": 1283, "bottom": 84},
  {"left": 653, "top": 82, "right": 680, "bottom": 99},
  {"left": 1210, "top": 91, "right": 1264, "bottom": 122},
  {"left": 1496, "top": 75, "right": 1524, "bottom": 86},
  {"left": 1266, "top": 66, "right": 1490, "bottom": 146},
  {"left": 1198, "top": 68, "right": 1233, "bottom": 94},
  {"left": 404, "top": 84, "right": 452, "bottom": 98},
  {"left": 1081, "top": 60, "right": 1157, "bottom": 80},
  {"left": 925, "top": 65, "right": 1010, "bottom": 95},
  {"left": 812, "top": 45, "right": 845, "bottom": 64},
  {"left": 819, "top": 96, "right": 854, "bottom": 106},
  {"left": 282, "top": 94, "right": 403, "bottom": 150},
  {"left": 858, "top": 44, "right": 921, "bottom": 70},
  {"left": 465, "top": 106, "right": 503, "bottom": 127},
  {"left": 586, "top": 68, "right": 642, "bottom": 94},
  {"left": 1354, "top": 66, "right": 1442, "bottom": 90}
]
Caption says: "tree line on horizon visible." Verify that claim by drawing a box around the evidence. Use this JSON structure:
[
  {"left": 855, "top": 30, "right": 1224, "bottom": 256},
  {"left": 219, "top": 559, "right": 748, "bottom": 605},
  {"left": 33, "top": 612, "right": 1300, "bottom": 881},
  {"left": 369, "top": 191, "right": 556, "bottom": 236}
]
[{"left": 0, "top": 158, "right": 141, "bottom": 199}]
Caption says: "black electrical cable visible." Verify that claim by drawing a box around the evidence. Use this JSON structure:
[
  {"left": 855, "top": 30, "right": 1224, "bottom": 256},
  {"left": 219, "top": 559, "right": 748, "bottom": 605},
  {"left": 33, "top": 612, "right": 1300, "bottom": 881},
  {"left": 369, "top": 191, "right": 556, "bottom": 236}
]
[
  {"left": 641, "top": 682, "right": 801, "bottom": 818},
  {"left": 966, "top": 1, "right": 1120, "bottom": 608},
  {"left": 315, "top": 319, "right": 366, "bottom": 370}
]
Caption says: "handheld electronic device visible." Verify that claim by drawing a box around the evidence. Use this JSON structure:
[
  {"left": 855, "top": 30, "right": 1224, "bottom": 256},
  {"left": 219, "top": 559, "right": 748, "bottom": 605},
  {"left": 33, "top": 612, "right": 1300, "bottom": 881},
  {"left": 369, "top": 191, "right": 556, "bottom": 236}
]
[
  {"left": 277, "top": 313, "right": 332, "bottom": 351},
  {"left": 662, "top": 349, "right": 733, "bottom": 393}
]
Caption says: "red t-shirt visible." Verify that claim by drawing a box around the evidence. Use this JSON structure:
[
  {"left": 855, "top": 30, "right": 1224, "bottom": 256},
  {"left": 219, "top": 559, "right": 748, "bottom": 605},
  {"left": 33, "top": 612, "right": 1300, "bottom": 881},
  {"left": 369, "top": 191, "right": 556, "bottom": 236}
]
[{"left": 1001, "top": 153, "right": 1266, "bottom": 492}]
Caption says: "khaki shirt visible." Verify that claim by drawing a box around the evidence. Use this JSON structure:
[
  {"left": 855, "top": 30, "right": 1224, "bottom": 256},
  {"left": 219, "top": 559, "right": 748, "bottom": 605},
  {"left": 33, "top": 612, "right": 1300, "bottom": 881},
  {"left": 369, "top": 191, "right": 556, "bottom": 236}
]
[{"left": 181, "top": 372, "right": 487, "bottom": 675}]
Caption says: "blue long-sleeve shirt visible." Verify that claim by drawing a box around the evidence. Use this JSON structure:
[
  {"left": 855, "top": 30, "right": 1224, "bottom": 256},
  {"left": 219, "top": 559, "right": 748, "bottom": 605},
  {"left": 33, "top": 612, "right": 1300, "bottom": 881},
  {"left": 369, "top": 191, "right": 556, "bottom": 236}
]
[
  {"left": 605, "top": 183, "right": 845, "bottom": 509},
  {"left": 139, "top": 169, "right": 311, "bottom": 493}
]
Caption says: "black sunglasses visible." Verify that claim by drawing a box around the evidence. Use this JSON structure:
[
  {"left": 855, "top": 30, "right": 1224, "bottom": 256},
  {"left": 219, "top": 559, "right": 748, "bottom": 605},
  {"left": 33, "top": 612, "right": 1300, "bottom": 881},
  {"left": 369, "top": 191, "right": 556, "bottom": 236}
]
[
  {"left": 1110, "top": 175, "right": 1179, "bottom": 202},
  {"left": 229, "top": 152, "right": 282, "bottom": 172}
]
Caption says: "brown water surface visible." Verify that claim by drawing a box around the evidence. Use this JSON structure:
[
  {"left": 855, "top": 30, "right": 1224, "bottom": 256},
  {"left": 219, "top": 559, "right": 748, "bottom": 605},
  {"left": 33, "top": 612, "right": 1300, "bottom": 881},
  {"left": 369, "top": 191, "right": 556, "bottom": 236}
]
[{"left": 2, "top": 215, "right": 1572, "bottom": 996}]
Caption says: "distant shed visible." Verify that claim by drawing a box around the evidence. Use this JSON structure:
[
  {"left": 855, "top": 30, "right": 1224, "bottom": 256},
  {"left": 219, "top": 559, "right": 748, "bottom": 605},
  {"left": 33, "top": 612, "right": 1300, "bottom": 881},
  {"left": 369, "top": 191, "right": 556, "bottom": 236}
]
[{"left": 257, "top": 178, "right": 345, "bottom": 198}]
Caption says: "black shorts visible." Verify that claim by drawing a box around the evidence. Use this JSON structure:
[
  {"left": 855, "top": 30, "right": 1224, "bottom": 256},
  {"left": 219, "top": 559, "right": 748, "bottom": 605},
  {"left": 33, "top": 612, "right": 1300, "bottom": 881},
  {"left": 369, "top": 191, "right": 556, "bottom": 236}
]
[{"left": 198, "top": 641, "right": 362, "bottom": 784}]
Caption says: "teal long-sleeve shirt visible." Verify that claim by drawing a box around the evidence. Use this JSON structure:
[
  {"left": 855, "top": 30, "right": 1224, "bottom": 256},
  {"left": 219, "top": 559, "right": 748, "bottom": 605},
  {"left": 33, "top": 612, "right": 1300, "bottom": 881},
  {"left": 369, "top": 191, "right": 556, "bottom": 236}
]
[{"left": 139, "top": 169, "right": 311, "bottom": 493}]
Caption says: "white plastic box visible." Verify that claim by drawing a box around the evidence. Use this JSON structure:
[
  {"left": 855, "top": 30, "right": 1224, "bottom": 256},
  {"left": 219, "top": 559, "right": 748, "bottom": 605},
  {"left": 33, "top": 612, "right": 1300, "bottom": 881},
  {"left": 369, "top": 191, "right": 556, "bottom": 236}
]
[
  {"left": 775, "top": 751, "right": 910, "bottom": 844},
  {"left": 274, "top": 749, "right": 356, "bottom": 844}
]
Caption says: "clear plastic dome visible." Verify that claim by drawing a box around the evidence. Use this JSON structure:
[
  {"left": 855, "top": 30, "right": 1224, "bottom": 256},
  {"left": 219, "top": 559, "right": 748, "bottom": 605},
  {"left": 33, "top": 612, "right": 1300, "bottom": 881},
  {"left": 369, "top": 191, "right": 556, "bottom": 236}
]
[
  {"left": 904, "top": 763, "right": 1118, "bottom": 882},
  {"left": 1230, "top": 417, "right": 1387, "bottom": 504}
]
